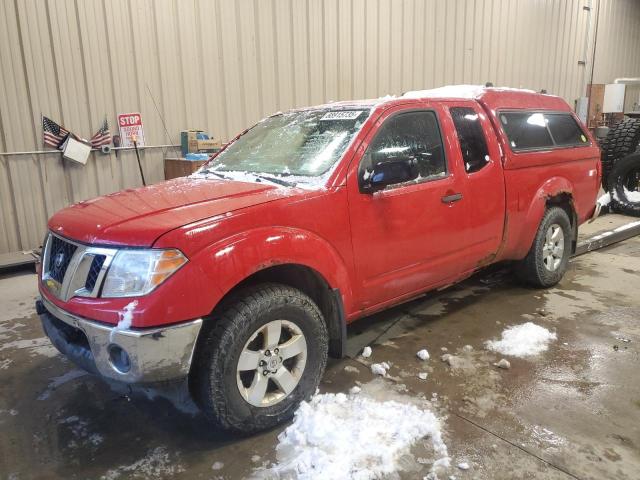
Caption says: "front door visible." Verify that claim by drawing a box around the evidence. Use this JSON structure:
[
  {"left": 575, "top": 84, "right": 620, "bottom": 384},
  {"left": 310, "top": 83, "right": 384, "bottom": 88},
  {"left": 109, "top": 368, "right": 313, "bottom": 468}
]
[{"left": 347, "top": 104, "right": 470, "bottom": 310}]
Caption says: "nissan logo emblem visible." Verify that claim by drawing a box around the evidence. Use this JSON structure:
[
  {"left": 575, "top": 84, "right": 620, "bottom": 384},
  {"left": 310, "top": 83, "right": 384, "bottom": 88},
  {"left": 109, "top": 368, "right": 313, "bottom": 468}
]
[{"left": 53, "top": 252, "right": 65, "bottom": 269}]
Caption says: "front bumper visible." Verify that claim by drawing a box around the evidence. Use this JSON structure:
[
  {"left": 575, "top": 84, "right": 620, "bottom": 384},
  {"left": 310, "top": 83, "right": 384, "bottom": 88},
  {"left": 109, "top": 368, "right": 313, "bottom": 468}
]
[{"left": 37, "top": 295, "right": 203, "bottom": 384}]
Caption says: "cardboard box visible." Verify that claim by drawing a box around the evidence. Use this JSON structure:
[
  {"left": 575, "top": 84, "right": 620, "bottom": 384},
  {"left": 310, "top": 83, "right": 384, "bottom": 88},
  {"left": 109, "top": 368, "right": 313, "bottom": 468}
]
[
  {"left": 164, "top": 158, "right": 207, "bottom": 180},
  {"left": 197, "top": 139, "right": 223, "bottom": 152},
  {"left": 181, "top": 130, "right": 204, "bottom": 156}
]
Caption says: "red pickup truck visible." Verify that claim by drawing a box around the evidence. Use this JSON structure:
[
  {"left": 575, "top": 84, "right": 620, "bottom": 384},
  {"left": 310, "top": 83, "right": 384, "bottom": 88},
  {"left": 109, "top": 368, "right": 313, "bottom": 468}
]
[{"left": 37, "top": 86, "right": 600, "bottom": 433}]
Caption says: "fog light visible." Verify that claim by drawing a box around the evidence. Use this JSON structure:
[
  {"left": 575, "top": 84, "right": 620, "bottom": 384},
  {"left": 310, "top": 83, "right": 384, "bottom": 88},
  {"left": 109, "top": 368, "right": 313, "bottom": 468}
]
[{"left": 108, "top": 344, "right": 131, "bottom": 373}]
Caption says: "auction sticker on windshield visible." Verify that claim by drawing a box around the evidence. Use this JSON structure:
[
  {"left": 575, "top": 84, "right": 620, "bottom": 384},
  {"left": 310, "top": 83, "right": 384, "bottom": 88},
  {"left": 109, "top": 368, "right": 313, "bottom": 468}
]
[{"left": 320, "top": 110, "right": 364, "bottom": 121}]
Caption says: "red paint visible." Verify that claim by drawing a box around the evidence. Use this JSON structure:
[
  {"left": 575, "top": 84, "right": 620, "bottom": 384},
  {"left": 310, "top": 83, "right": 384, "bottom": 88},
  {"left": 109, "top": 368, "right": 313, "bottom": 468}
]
[{"left": 42, "top": 89, "right": 600, "bottom": 328}]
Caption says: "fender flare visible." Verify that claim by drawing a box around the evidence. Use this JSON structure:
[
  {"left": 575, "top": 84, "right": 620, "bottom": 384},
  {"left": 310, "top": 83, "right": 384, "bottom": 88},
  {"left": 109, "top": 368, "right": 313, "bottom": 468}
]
[
  {"left": 192, "top": 226, "right": 354, "bottom": 328},
  {"left": 515, "top": 176, "right": 575, "bottom": 258}
]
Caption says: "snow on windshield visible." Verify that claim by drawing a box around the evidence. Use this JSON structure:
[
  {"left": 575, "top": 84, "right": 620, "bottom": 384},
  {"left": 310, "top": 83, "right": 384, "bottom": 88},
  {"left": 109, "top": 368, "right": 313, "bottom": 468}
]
[{"left": 195, "top": 108, "right": 371, "bottom": 188}]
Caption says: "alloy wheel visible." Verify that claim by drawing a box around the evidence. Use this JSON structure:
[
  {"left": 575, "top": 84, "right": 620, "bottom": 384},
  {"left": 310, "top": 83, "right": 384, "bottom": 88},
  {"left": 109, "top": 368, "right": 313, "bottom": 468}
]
[
  {"left": 236, "top": 319, "right": 307, "bottom": 407},
  {"left": 542, "top": 223, "right": 564, "bottom": 272}
]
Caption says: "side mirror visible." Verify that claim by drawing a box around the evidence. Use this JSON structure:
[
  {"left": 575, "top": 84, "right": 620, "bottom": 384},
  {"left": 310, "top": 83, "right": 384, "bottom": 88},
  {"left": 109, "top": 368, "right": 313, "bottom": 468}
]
[{"left": 361, "top": 156, "right": 418, "bottom": 193}]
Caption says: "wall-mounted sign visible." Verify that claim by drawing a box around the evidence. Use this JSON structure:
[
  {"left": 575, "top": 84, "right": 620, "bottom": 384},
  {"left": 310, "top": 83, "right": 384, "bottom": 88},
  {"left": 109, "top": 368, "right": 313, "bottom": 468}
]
[{"left": 117, "top": 112, "right": 145, "bottom": 147}]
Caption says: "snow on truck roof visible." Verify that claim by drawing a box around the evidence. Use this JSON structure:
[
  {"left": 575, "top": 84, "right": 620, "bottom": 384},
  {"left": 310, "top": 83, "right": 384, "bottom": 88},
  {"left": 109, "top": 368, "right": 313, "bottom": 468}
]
[
  {"left": 281, "top": 85, "right": 570, "bottom": 115},
  {"left": 402, "top": 84, "right": 537, "bottom": 99},
  {"left": 401, "top": 85, "right": 571, "bottom": 111}
]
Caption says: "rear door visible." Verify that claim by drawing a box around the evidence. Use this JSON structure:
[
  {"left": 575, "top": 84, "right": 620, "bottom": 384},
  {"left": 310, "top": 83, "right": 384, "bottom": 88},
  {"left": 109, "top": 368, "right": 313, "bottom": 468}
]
[{"left": 444, "top": 100, "right": 506, "bottom": 265}]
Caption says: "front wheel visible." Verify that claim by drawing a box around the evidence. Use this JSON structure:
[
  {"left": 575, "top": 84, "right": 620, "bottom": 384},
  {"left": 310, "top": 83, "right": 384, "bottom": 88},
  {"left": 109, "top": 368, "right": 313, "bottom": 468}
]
[
  {"left": 190, "top": 283, "right": 328, "bottom": 434},
  {"left": 515, "top": 207, "right": 573, "bottom": 288}
]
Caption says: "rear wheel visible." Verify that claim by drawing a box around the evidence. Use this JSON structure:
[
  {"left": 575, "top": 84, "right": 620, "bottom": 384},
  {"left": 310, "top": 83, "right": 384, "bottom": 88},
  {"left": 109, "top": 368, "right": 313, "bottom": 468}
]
[
  {"left": 190, "top": 283, "right": 328, "bottom": 434},
  {"left": 515, "top": 207, "right": 572, "bottom": 288}
]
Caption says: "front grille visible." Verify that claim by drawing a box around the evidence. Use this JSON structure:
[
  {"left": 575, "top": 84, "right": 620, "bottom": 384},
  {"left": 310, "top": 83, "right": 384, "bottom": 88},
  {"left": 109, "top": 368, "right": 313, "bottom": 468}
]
[
  {"left": 85, "top": 255, "right": 106, "bottom": 291},
  {"left": 48, "top": 236, "right": 77, "bottom": 283}
]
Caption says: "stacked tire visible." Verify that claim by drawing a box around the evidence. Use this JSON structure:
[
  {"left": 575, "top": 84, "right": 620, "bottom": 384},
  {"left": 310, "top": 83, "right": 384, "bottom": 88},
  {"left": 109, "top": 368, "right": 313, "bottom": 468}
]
[{"left": 600, "top": 118, "right": 640, "bottom": 217}]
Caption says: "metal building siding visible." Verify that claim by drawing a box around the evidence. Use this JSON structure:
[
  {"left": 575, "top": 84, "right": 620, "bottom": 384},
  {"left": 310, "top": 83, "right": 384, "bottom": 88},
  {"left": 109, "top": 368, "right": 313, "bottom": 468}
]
[{"left": 1, "top": 0, "right": 640, "bottom": 255}]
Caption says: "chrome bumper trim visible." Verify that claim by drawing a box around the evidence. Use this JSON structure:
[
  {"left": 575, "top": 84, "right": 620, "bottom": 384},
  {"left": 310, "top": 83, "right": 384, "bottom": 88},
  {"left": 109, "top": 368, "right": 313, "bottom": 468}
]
[{"left": 39, "top": 295, "right": 203, "bottom": 384}]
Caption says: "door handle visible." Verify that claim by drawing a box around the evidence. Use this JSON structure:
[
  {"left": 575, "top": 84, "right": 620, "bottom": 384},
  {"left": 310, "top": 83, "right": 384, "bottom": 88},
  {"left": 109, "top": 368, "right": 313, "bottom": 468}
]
[{"left": 441, "top": 193, "right": 463, "bottom": 203}]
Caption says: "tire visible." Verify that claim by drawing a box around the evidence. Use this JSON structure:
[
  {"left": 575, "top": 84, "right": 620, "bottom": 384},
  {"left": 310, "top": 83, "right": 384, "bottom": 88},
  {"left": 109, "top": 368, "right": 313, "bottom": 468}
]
[
  {"left": 607, "top": 153, "right": 640, "bottom": 217},
  {"left": 190, "top": 283, "right": 328, "bottom": 434},
  {"left": 600, "top": 118, "right": 640, "bottom": 190},
  {"left": 515, "top": 207, "right": 573, "bottom": 288}
]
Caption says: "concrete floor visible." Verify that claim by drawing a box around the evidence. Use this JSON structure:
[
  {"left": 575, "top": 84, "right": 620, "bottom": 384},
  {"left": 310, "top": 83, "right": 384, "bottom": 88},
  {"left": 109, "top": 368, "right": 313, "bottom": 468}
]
[{"left": 1, "top": 214, "right": 639, "bottom": 479}]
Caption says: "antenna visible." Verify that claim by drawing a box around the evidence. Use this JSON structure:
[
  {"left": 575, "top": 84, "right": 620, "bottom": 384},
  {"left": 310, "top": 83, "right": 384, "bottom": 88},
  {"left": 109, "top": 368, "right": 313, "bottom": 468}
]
[{"left": 145, "top": 83, "right": 181, "bottom": 159}]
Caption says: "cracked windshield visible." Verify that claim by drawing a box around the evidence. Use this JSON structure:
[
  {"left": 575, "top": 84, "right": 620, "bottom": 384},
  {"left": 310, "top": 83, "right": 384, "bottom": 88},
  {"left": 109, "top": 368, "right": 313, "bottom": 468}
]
[{"left": 201, "top": 108, "right": 371, "bottom": 184}]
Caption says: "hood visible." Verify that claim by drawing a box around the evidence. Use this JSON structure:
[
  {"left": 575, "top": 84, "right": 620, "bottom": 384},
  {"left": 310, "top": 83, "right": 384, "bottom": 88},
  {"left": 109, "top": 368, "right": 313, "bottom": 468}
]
[{"left": 48, "top": 177, "right": 299, "bottom": 246}]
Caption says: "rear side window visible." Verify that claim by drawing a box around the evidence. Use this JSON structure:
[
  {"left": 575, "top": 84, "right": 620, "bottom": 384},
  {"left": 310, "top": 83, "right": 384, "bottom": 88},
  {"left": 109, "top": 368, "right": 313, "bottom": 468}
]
[
  {"left": 450, "top": 107, "right": 490, "bottom": 173},
  {"left": 545, "top": 113, "right": 589, "bottom": 146},
  {"left": 499, "top": 112, "right": 554, "bottom": 150}
]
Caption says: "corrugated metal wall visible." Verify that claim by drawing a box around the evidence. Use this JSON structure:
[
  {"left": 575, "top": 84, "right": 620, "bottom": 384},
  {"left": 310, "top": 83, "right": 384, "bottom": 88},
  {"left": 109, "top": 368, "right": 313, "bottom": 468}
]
[{"left": 2, "top": 0, "right": 640, "bottom": 255}]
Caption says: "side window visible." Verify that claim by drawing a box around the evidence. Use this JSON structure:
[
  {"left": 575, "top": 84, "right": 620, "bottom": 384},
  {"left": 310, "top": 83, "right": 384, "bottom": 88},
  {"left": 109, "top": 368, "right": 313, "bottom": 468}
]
[
  {"left": 545, "top": 113, "right": 589, "bottom": 146},
  {"left": 499, "top": 112, "right": 554, "bottom": 150},
  {"left": 450, "top": 107, "right": 490, "bottom": 173},
  {"left": 359, "top": 111, "right": 446, "bottom": 187}
]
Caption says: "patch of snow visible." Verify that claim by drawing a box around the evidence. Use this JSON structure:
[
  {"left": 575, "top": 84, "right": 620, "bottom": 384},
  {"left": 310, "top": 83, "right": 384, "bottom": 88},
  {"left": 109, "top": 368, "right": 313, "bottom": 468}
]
[
  {"left": 349, "top": 386, "right": 362, "bottom": 395},
  {"left": 59, "top": 415, "right": 103, "bottom": 448},
  {"left": 117, "top": 301, "right": 138, "bottom": 330},
  {"left": 211, "top": 461, "right": 224, "bottom": 470},
  {"left": 457, "top": 462, "right": 470, "bottom": 470},
  {"left": 485, "top": 322, "right": 556, "bottom": 357},
  {"left": 100, "top": 447, "right": 185, "bottom": 480},
  {"left": 371, "top": 361, "right": 390, "bottom": 376},
  {"left": 494, "top": 359, "right": 511, "bottom": 369},
  {"left": 462, "top": 345, "right": 473, "bottom": 352},
  {"left": 403, "top": 84, "right": 536, "bottom": 100},
  {"left": 257, "top": 391, "right": 449, "bottom": 479},
  {"left": 418, "top": 372, "right": 428, "bottom": 380},
  {"left": 417, "top": 349, "right": 430, "bottom": 361},
  {"left": 441, "top": 347, "right": 448, "bottom": 352},
  {"left": 251, "top": 455, "right": 261, "bottom": 463},
  {"left": 361, "top": 346, "right": 372, "bottom": 358},
  {"left": 597, "top": 192, "right": 611, "bottom": 206},
  {"left": 624, "top": 187, "right": 640, "bottom": 202},
  {"left": 344, "top": 365, "right": 360, "bottom": 373}
]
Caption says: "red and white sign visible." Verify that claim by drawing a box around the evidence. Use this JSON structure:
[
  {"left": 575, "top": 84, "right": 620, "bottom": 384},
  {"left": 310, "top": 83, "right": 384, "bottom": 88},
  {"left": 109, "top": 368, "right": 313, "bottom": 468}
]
[{"left": 117, "top": 113, "right": 145, "bottom": 148}]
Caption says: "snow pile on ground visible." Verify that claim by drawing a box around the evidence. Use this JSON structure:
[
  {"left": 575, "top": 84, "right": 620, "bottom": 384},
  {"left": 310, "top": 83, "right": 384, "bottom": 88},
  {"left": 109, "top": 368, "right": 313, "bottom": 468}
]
[
  {"left": 361, "top": 346, "right": 372, "bottom": 358},
  {"left": 417, "top": 349, "right": 430, "bottom": 360},
  {"left": 371, "top": 362, "right": 390, "bottom": 376},
  {"left": 258, "top": 391, "right": 449, "bottom": 479},
  {"left": 485, "top": 322, "right": 556, "bottom": 357}
]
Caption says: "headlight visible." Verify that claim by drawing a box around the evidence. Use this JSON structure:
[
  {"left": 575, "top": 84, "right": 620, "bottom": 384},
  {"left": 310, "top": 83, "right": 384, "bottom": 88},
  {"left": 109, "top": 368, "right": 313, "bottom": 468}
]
[{"left": 101, "top": 249, "right": 187, "bottom": 298}]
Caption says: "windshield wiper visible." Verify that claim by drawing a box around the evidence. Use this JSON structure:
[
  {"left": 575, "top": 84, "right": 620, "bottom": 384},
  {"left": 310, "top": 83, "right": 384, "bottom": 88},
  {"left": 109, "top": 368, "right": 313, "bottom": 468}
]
[
  {"left": 202, "top": 170, "right": 230, "bottom": 180},
  {"left": 251, "top": 173, "right": 295, "bottom": 187}
]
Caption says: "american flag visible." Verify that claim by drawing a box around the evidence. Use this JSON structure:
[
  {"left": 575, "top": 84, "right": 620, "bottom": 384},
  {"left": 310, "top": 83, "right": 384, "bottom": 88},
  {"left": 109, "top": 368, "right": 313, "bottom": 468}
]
[
  {"left": 42, "top": 116, "right": 69, "bottom": 148},
  {"left": 90, "top": 118, "right": 111, "bottom": 148}
]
